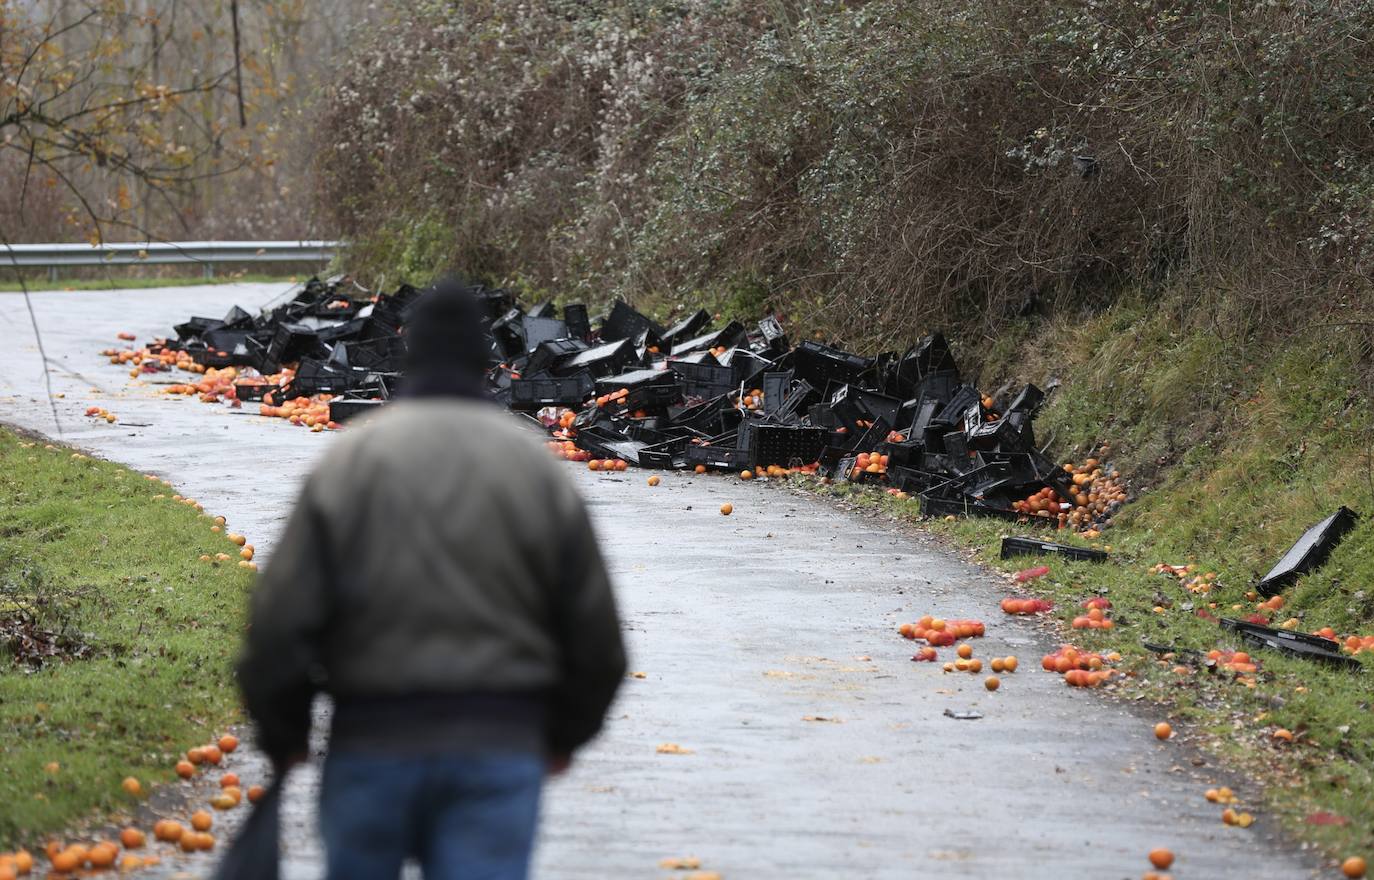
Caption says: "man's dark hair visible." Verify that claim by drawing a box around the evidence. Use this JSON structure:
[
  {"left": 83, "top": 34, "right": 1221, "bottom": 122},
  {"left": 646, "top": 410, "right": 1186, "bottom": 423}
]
[{"left": 401, "top": 277, "right": 493, "bottom": 399}]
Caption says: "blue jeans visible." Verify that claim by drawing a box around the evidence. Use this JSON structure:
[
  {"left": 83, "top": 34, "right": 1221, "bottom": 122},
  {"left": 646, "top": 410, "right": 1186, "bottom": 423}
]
[{"left": 320, "top": 751, "right": 544, "bottom": 880}]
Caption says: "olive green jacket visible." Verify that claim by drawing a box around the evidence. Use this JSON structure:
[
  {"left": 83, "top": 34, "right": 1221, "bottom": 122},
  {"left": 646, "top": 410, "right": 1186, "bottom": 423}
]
[{"left": 236, "top": 399, "right": 625, "bottom": 761}]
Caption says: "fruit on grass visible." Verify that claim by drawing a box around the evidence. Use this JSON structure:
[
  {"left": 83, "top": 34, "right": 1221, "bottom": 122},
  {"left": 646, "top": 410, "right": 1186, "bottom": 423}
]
[
  {"left": 1155, "top": 722, "right": 1173, "bottom": 740},
  {"left": 1148, "top": 848, "right": 1174, "bottom": 869},
  {"left": 175, "top": 760, "right": 195, "bottom": 779},
  {"left": 120, "top": 776, "right": 141, "bottom": 796},
  {"left": 187, "top": 747, "right": 205, "bottom": 765},
  {"left": 1342, "top": 856, "right": 1367, "bottom": 878}
]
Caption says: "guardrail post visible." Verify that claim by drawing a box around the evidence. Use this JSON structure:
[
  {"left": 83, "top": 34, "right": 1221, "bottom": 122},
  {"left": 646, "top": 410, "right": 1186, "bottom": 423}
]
[
  {"left": 49, "top": 266, "right": 58, "bottom": 283},
  {"left": 203, "top": 262, "right": 214, "bottom": 279}
]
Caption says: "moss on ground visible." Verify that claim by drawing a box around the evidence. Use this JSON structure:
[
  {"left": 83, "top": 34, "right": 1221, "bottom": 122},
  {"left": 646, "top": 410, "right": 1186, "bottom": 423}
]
[{"left": 0, "top": 429, "right": 252, "bottom": 846}]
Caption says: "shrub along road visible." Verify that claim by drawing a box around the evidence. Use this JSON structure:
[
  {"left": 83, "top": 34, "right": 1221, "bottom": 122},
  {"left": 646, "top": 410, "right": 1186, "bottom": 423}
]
[{"left": 0, "top": 284, "right": 1322, "bottom": 878}]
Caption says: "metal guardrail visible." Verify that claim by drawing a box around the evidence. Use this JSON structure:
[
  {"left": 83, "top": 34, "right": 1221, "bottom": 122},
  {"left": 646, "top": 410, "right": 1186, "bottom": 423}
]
[{"left": 0, "top": 240, "right": 342, "bottom": 280}]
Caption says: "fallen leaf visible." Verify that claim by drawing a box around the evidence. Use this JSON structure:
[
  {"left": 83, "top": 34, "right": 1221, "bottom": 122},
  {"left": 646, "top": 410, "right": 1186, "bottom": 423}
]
[{"left": 630, "top": 671, "right": 647, "bottom": 679}]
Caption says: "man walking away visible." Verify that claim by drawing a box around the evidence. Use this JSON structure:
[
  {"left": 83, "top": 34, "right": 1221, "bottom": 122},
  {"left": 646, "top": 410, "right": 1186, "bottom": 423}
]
[{"left": 236, "top": 278, "right": 626, "bottom": 880}]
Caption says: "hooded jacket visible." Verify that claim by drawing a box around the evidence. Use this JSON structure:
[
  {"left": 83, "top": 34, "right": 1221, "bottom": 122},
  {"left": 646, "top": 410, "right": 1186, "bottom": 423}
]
[{"left": 236, "top": 399, "right": 625, "bottom": 762}]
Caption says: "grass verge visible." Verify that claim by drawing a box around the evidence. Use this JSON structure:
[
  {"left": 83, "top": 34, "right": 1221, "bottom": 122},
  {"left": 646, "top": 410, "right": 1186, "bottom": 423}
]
[
  {"left": 0, "top": 428, "right": 252, "bottom": 847},
  {"left": 801, "top": 296, "right": 1374, "bottom": 868}
]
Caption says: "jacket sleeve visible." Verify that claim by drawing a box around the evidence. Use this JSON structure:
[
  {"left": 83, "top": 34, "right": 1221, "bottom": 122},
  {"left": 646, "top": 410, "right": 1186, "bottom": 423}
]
[
  {"left": 546, "top": 488, "right": 627, "bottom": 755},
  {"left": 235, "top": 482, "right": 334, "bottom": 765}
]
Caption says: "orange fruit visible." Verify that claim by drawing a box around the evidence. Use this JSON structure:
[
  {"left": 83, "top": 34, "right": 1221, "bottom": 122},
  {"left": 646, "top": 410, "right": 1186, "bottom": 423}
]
[
  {"left": 186, "top": 747, "right": 205, "bottom": 765},
  {"left": 119, "top": 854, "right": 142, "bottom": 871},
  {"left": 196, "top": 833, "right": 215, "bottom": 851},
  {"left": 1148, "top": 848, "right": 1174, "bottom": 869},
  {"left": 13, "top": 851, "right": 31, "bottom": 873},
  {"left": 44, "top": 841, "right": 62, "bottom": 861},
  {"left": 178, "top": 834, "right": 199, "bottom": 853},
  {"left": 175, "top": 760, "right": 195, "bottom": 779},
  {"left": 990, "top": 658, "right": 1006, "bottom": 673},
  {"left": 694, "top": 464, "right": 706, "bottom": 474},
  {"left": 88, "top": 844, "right": 117, "bottom": 868},
  {"left": 220, "top": 773, "right": 240, "bottom": 788},
  {"left": 720, "top": 504, "right": 733, "bottom": 516},
  {"left": 119, "top": 828, "right": 145, "bottom": 849},
  {"left": 211, "top": 793, "right": 237, "bottom": 810},
  {"left": 1154, "top": 722, "right": 1173, "bottom": 741},
  {"left": 228, "top": 533, "right": 247, "bottom": 547},
  {"left": 1342, "top": 856, "right": 1367, "bottom": 878},
  {"left": 648, "top": 475, "right": 661, "bottom": 486},
  {"left": 956, "top": 644, "right": 973, "bottom": 660},
  {"left": 1004, "top": 656, "right": 1018, "bottom": 673},
  {"left": 157, "top": 822, "right": 185, "bottom": 843},
  {"left": 968, "top": 658, "right": 983, "bottom": 673},
  {"left": 246, "top": 784, "right": 266, "bottom": 804},
  {"left": 120, "top": 776, "right": 141, "bottom": 796},
  {"left": 50, "top": 850, "right": 79, "bottom": 873},
  {"left": 240, "top": 546, "right": 254, "bottom": 561},
  {"left": 740, "top": 470, "right": 753, "bottom": 480},
  {"left": 203, "top": 745, "right": 223, "bottom": 765},
  {"left": 222, "top": 786, "right": 242, "bottom": 805},
  {"left": 190, "top": 810, "right": 212, "bottom": 832},
  {"left": 985, "top": 676, "right": 1000, "bottom": 691}
]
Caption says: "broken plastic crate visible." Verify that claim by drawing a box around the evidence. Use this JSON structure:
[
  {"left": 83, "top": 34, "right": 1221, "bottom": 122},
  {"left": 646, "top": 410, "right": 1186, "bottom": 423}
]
[
  {"left": 1256, "top": 507, "right": 1359, "bottom": 597},
  {"left": 1219, "top": 618, "right": 1362, "bottom": 670},
  {"left": 508, "top": 372, "right": 595, "bottom": 410},
  {"left": 999, "top": 536, "right": 1108, "bottom": 563}
]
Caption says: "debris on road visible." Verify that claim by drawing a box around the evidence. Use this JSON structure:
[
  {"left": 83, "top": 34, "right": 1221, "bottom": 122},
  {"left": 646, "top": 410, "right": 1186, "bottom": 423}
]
[
  {"left": 942, "top": 709, "right": 983, "bottom": 720},
  {"left": 1219, "top": 618, "right": 1363, "bottom": 670},
  {"left": 100, "top": 278, "right": 1130, "bottom": 533}
]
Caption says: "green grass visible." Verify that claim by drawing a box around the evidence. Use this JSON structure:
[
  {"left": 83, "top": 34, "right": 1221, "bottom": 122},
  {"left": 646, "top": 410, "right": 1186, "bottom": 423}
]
[
  {"left": 807, "top": 297, "right": 1374, "bottom": 863},
  {"left": 0, "top": 429, "right": 253, "bottom": 846},
  {"left": 0, "top": 273, "right": 301, "bottom": 293}
]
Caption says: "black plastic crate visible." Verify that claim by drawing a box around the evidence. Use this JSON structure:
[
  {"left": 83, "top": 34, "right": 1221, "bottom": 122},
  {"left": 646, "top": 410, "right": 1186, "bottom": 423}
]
[
  {"left": 1257, "top": 507, "right": 1359, "bottom": 596},
  {"left": 740, "top": 423, "right": 828, "bottom": 468},
  {"left": 233, "top": 380, "right": 275, "bottom": 402},
  {"left": 174, "top": 316, "right": 222, "bottom": 341},
  {"left": 600, "top": 300, "right": 664, "bottom": 342},
  {"left": 756, "top": 315, "right": 789, "bottom": 355},
  {"left": 563, "top": 304, "right": 591, "bottom": 341},
  {"left": 727, "top": 349, "right": 774, "bottom": 389},
  {"left": 557, "top": 339, "right": 641, "bottom": 378},
  {"left": 668, "top": 359, "right": 735, "bottom": 399},
  {"left": 329, "top": 398, "right": 385, "bottom": 423},
  {"left": 919, "top": 494, "right": 1021, "bottom": 522},
  {"left": 1219, "top": 618, "right": 1362, "bottom": 670},
  {"left": 526, "top": 338, "right": 589, "bottom": 377},
  {"left": 999, "top": 536, "right": 1108, "bottom": 563},
  {"left": 663, "top": 309, "right": 712, "bottom": 346},
  {"left": 509, "top": 372, "right": 595, "bottom": 409},
  {"left": 791, "top": 341, "right": 874, "bottom": 388},
  {"left": 683, "top": 434, "right": 750, "bottom": 471}
]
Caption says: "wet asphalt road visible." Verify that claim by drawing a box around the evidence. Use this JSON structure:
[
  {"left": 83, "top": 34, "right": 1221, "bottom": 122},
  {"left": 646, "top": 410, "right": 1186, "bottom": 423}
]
[{"left": 0, "top": 284, "right": 1325, "bottom": 879}]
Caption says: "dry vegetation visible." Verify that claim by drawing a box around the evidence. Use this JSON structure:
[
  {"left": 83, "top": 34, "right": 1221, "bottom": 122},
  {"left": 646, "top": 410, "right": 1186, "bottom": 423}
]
[{"left": 315, "top": 0, "right": 1374, "bottom": 349}]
